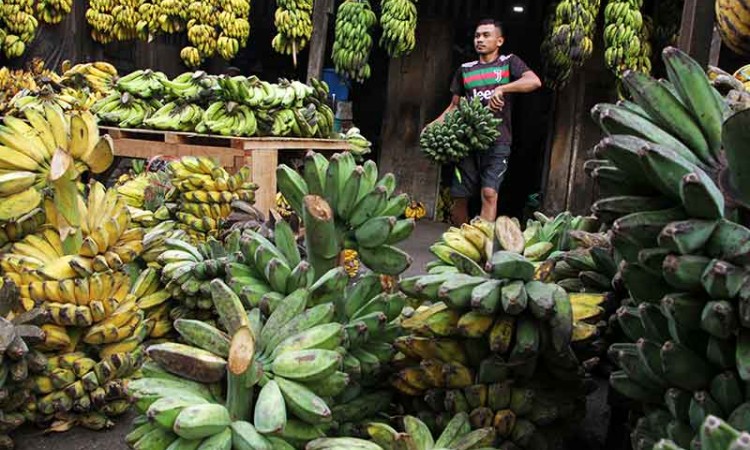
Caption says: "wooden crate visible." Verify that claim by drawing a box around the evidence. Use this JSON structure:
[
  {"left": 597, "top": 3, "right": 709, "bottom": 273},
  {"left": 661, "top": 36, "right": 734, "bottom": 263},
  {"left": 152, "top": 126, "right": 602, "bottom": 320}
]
[{"left": 101, "top": 126, "right": 353, "bottom": 215}]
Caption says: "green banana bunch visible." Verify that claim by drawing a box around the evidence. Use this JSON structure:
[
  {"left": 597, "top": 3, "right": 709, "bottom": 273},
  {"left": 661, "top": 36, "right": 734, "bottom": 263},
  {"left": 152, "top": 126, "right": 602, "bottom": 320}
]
[
  {"left": 397, "top": 248, "right": 589, "bottom": 448},
  {"left": 116, "top": 69, "right": 169, "bottom": 99},
  {"left": 420, "top": 97, "right": 501, "bottom": 165},
  {"left": 603, "top": 0, "right": 650, "bottom": 78},
  {"left": 340, "top": 126, "right": 372, "bottom": 157},
  {"left": 143, "top": 102, "right": 205, "bottom": 131},
  {"left": 272, "top": 0, "right": 313, "bottom": 57},
  {"left": 520, "top": 211, "right": 600, "bottom": 263},
  {"left": 541, "top": 0, "right": 601, "bottom": 89},
  {"left": 379, "top": 0, "right": 417, "bottom": 58},
  {"left": 196, "top": 100, "right": 257, "bottom": 137},
  {"left": 654, "top": 415, "right": 750, "bottom": 450},
  {"left": 332, "top": 0, "right": 378, "bottom": 83},
  {"left": 161, "top": 71, "right": 217, "bottom": 102},
  {"left": 277, "top": 151, "right": 415, "bottom": 275},
  {"left": 584, "top": 47, "right": 750, "bottom": 447},
  {"left": 92, "top": 92, "right": 157, "bottom": 129},
  {"left": 314, "top": 412, "right": 497, "bottom": 450}
]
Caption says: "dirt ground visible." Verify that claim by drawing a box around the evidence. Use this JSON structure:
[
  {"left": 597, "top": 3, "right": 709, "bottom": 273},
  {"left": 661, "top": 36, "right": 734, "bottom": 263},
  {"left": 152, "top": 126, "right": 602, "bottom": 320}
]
[{"left": 12, "top": 220, "right": 616, "bottom": 450}]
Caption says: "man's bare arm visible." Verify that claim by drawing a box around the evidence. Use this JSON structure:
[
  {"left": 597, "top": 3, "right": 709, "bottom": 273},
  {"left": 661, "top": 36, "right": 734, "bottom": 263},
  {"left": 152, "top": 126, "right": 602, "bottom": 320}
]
[{"left": 489, "top": 71, "right": 542, "bottom": 111}]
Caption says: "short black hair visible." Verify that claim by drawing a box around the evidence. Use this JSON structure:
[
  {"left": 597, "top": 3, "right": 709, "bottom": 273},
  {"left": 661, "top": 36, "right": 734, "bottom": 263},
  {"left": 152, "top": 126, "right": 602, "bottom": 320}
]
[{"left": 476, "top": 19, "right": 503, "bottom": 36}]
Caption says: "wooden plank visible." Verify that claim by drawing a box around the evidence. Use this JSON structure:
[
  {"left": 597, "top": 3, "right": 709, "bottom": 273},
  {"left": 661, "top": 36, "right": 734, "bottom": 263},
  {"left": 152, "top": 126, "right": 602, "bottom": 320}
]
[
  {"left": 542, "top": 82, "right": 577, "bottom": 213},
  {"left": 379, "top": 19, "right": 454, "bottom": 218},
  {"left": 111, "top": 138, "right": 245, "bottom": 168},
  {"left": 100, "top": 126, "right": 352, "bottom": 150},
  {"left": 677, "top": 0, "right": 717, "bottom": 67},
  {"left": 306, "top": 0, "right": 333, "bottom": 82},
  {"left": 250, "top": 150, "right": 279, "bottom": 216}
]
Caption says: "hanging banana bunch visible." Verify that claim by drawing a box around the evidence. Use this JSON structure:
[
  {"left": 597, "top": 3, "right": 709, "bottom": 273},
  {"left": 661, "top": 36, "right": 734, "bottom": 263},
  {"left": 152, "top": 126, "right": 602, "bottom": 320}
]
[
  {"left": 332, "top": 0, "right": 378, "bottom": 83},
  {"left": 541, "top": 0, "right": 601, "bottom": 90},
  {"left": 603, "top": 0, "right": 649, "bottom": 78},
  {"left": 379, "top": 0, "right": 418, "bottom": 58},
  {"left": 35, "top": 0, "right": 73, "bottom": 25},
  {"left": 0, "top": 0, "right": 39, "bottom": 58},
  {"left": 271, "top": 0, "right": 313, "bottom": 62}
]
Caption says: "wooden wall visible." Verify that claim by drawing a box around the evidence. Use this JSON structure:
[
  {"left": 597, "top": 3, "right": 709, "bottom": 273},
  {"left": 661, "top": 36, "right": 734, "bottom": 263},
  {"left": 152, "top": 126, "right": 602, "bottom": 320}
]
[{"left": 378, "top": 19, "right": 455, "bottom": 217}]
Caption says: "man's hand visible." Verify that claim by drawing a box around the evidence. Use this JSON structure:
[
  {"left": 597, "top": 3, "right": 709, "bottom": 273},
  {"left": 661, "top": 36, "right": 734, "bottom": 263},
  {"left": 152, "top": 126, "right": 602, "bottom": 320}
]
[{"left": 489, "top": 87, "right": 504, "bottom": 112}]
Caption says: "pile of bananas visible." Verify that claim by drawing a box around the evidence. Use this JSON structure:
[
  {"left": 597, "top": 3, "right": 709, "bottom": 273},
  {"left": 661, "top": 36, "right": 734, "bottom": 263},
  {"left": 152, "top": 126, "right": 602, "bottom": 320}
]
[
  {"left": 313, "top": 412, "right": 496, "bottom": 449},
  {"left": 379, "top": 0, "right": 418, "bottom": 58},
  {"left": 420, "top": 97, "right": 501, "bottom": 165},
  {"left": 0, "top": 107, "right": 156, "bottom": 439},
  {"left": 277, "top": 151, "right": 415, "bottom": 275},
  {"left": 603, "top": 0, "right": 650, "bottom": 78},
  {"left": 0, "top": 0, "right": 39, "bottom": 59},
  {"left": 656, "top": 415, "right": 750, "bottom": 450},
  {"left": 716, "top": 0, "right": 750, "bottom": 57},
  {"left": 272, "top": 0, "right": 313, "bottom": 58},
  {"left": 541, "top": 0, "right": 601, "bottom": 89},
  {"left": 168, "top": 157, "right": 257, "bottom": 242},
  {"left": 88, "top": 69, "right": 338, "bottom": 139},
  {"left": 397, "top": 248, "right": 591, "bottom": 448},
  {"left": 59, "top": 61, "right": 119, "bottom": 97},
  {"left": 35, "top": 0, "right": 73, "bottom": 24},
  {"left": 125, "top": 191, "right": 409, "bottom": 449},
  {"left": 584, "top": 47, "right": 750, "bottom": 447},
  {"left": 332, "top": 0, "right": 378, "bottom": 83}
]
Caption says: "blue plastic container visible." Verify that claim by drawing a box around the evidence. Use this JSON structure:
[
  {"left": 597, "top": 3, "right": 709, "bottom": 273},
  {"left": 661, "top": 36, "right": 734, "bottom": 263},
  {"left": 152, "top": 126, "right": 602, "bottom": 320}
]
[{"left": 322, "top": 68, "right": 349, "bottom": 101}]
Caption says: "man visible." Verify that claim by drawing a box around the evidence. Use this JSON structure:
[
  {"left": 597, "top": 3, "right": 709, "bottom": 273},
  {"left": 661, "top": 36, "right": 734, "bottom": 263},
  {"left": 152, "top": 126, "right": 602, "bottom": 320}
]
[{"left": 428, "top": 19, "right": 542, "bottom": 224}]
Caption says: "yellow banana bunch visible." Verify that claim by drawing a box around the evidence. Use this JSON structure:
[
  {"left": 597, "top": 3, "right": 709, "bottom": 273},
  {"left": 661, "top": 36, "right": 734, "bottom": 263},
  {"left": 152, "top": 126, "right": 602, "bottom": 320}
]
[
  {"left": 60, "top": 62, "right": 118, "bottom": 95},
  {"left": 0, "top": 108, "right": 114, "bottom": 225},
  {"left": 379, "top": 0, "right": 417, "bottom": 57},
  {"left": 169, "top": 157, "right": 257, "bottom": 243},
  {"left": 271, "top": 0, "right": 312, "bottom": 58},
  {"left": 35, "top": 0, "right": 73, "bottom": 24}
]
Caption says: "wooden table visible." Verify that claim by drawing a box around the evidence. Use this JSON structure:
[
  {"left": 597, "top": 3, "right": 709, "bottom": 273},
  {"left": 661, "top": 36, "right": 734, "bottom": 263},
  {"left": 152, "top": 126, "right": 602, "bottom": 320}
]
[{"left": 100, "top": 126, "right": 353, "bottom": 215}]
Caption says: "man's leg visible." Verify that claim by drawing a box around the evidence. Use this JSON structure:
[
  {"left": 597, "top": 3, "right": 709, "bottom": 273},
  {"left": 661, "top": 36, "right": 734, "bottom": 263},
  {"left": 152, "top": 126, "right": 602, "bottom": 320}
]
[
  {"left": 480, "top": 187, "right": 498, "bottom": 221},
  {"left": 479, "top": 144, "right": 511, "bottom": 222},
  {"left": 451, "top": 197, "right": 469, "bottom": 225},
  {"left": 450, "top": 156, "right": 479, "bottom": 226}
]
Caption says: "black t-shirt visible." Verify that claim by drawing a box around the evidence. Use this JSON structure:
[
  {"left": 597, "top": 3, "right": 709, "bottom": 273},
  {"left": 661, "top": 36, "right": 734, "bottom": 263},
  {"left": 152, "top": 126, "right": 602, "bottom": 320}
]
[{"left": 450, "top": 54, "right": 531, "bottom": 145}]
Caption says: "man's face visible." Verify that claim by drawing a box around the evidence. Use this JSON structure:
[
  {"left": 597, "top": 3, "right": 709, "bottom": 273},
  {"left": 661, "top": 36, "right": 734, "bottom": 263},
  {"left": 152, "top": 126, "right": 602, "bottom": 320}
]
[{"left": 474, "top": 24, "right": 504, "bottom": 55}]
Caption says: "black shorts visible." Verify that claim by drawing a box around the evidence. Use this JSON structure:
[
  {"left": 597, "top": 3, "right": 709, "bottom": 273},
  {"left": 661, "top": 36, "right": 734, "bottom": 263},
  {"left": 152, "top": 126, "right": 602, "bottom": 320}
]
[{"left": 450, "top": 143, "right": 511, "bottom": 198}]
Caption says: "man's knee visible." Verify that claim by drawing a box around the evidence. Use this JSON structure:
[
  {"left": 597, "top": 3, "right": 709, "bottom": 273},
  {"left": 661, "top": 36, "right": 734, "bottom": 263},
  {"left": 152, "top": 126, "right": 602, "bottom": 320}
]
[{"left": 481, "top": 187, "right": 497, "bottom": 202}]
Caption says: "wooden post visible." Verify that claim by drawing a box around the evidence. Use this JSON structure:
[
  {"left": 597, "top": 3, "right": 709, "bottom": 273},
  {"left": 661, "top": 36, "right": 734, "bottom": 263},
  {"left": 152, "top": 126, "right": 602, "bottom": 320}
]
[
  {"left": 306, "top": 0, "right": 333, "bottom": 82},
  {"left": 677, "top": 0, "right": 717, "bottom": 67},
  {"left": 249, "top": 150, "right": 279, "bottom": 217}
]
